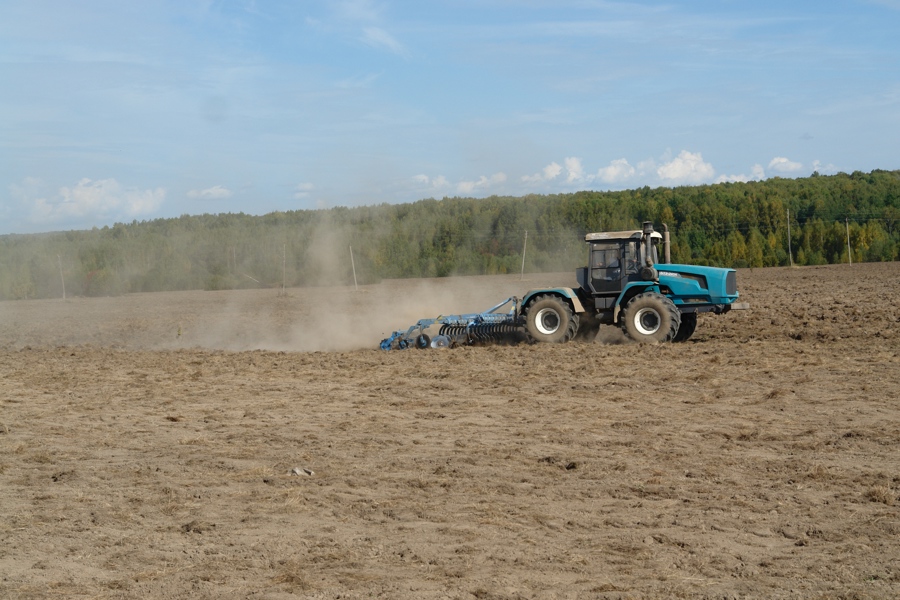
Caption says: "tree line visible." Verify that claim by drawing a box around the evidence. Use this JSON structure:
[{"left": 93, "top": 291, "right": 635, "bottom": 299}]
[{"left": 2, "top": 169, "right": 898, "bottom": 300}]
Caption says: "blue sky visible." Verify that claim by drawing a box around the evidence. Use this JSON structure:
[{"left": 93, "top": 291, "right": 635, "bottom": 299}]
[{"left": 2, "top": 0, "right": 899, "bottom": 234}]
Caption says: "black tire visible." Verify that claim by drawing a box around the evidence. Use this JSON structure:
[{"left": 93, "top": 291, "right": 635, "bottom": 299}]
[
  {"left": 673, "top": 312, "right": 697, "bottom": 342},
  {"left": 573, "top": 314, "right": 601, "bottom": 343},
  {"left": 415, "top": 333, "right": 431, "bottom": 349},
  {"left": 621, "top": 292, "right": 680, "bottom": 343},
  {"left": 525, "top": 295, "right": 577, "bottom": 343}
]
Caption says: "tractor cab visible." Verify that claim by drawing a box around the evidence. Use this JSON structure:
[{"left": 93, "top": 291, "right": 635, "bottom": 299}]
[{"left": 578, "top": 229, "right": 663, "bottom": 298}]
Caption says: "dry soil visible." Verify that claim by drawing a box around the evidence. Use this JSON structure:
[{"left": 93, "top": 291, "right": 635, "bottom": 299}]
[{"left": 1, "top": 264, "right": 898, "bottom": 599}]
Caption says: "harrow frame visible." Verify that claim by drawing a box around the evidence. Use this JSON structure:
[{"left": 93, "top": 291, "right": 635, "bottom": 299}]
[{"left": 380, "top": 297, "right": 523, "bottom": 350}]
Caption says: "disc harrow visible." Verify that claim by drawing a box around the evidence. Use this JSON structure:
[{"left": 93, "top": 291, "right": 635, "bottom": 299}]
[{"left": 380, "top": 297, "right": 523, "bottom": 350}]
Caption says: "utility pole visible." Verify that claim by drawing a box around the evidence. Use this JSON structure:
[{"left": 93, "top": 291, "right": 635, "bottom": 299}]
[
  {"left": 57, "top": 255, "right": 66, "bottom": 300},
  {"left": 845, "top": 217, "right": 853, "bottom": 265},
  {"left": 787, "top": 209, "right": 793, "bottom": 267},
  {"left": 350, "top": 245, "right": 359, "bottom": 291},
  {"left": 520, "top": 231, "right": 528, "bottom": 280}
]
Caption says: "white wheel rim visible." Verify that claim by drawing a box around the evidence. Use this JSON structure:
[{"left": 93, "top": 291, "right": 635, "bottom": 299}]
[
  {"left": 634, "top": 307, "right": 661, "bottom": 335},
  {"left": 535, "top": 308, "right": 561, "bottom": 335}
]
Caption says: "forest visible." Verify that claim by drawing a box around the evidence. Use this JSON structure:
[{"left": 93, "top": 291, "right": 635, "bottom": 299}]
[{"left": 1, "top": 169, "right": 899, "bottom": 300}]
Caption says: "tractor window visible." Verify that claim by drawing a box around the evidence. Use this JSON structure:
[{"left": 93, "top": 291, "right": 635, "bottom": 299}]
[
  {"left": 591, "top": 244, "right": 619, "bottom": 269},
  {"left": 590, "top": 244, "right": 622, "bottom": 284},
  {"left": 624, "top": 241, "right": 640, "bottom": 274}
]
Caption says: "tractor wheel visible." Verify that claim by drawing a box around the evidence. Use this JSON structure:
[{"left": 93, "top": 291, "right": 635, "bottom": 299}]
[
  {"left": 574, "top": 314, "right": 601, "bottom": 343},
  {"left": 621, "top": 292, "right": 680, "bottom": 343},
  {"left": 525, "top": 295, "right": 577, "bottom": 343},
  {"left": 673, "top": 312, "right": 697, "bottom": 342},
  {"left": 415, "top": 333, "right": 431, "bottom": 349}
]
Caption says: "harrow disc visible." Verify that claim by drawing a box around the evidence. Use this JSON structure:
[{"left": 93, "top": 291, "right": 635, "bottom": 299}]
[
  {"left": 464, "top": 323, "right": 525, "bottom": 346},
  {"left": 430, "top": 335, "right": 451, "bottom": 349},
  {"left": 439, "top": 325, "right": 469, "bottom": 346}
]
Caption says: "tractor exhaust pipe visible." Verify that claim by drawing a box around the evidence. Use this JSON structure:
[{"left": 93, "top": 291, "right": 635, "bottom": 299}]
[
  {"left": 641, "top": 221, "right": 659, "bottom": 281},
  {"left": 641, "top": 221, "right": 655, "bottom": 267},
  {"left": 662, "top": 223, "right": 671, "bottom": 264}
]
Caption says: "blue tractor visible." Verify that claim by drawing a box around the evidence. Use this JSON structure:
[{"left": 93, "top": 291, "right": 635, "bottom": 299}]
[
  {"left": 380, "top": 222, "right": 748, "bottom": 349},
  {"left": 519, "top": 221, "right": 748, "bottom": 344}
]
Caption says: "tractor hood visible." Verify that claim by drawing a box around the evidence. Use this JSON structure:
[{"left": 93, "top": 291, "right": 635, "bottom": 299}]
[{"left": 654, "top": 263, "right": 740, "bottom": 305}]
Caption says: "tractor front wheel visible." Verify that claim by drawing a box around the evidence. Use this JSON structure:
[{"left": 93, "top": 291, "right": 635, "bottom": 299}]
[
  {"left": 621, "top": 292, "right": 680, "bottom": 343},
  {"left": 525, "top": 295, "right": 578, "bottom": 343}
]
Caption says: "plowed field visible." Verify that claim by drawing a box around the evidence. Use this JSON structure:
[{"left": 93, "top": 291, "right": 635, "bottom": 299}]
[{"left": 1, "top": 263, "right": 898, "bottom": 599}]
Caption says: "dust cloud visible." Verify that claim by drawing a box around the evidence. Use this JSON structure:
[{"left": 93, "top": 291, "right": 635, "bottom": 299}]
[
  {"left": 0, "top": 272, "right": 579, "bottom": 352},
  {"left": 1, "top": 214, "right": 572, "bottom": 352}
]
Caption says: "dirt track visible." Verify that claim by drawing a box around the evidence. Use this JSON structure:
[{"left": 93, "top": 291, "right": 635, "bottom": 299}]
[{"left": 1, "top": 263, "right": 899, "bottom": 599}]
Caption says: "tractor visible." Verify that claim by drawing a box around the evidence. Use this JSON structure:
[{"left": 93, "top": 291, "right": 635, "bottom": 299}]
[
  {"left": 380, "top": 222, "right": 748, "bottom": 349},
  {"left": 520, "top": 221, "right": 748, "bottom": 344}
]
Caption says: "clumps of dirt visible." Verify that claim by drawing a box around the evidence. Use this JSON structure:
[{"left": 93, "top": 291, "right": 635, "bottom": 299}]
[
  {"left": 866, "top": 485, "right": 897, "bottom": 506},
  {"left": 1, "top": 263, "right": 900, "bottom": 598}
]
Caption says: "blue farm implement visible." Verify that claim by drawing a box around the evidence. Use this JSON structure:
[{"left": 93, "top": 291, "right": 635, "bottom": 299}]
[{"left": 379, "top": 297, "right": 524, "bottom": 350}]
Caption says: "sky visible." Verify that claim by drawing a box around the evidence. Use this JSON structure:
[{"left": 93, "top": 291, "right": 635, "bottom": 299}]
[{"left": 2, "top": 0, "right": 899, "bottom": 234}]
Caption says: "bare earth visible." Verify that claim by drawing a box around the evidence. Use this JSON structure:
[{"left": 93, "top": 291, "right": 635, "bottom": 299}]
[{"left": 1, "top": 263, "right": 898, "bottom": 599}]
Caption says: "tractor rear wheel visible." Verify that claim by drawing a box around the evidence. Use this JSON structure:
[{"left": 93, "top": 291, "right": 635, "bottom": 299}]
[
  {"left": 525, "top": 295, "right": 577, "bottom": 343},
  {"left": 621, "top": 292, "right": 680, "bottom": 343},
  {"left": 673, "top": 312, "right": 697, "bottom": 342}
]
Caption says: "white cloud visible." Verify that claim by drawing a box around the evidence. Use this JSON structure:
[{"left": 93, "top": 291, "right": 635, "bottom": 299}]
[
  {"left": 636, "top": 158, "right": 658, "bottom": 175},
  {"left": 715, "top": 163, "right": 767, "bottom": 184},
  {"left": 657, "top": 151, "right": 715, "bottom": 184},
  {"left": 412, "top": 174, "right": 449, "bottom": 190},
  {"left": 811, "top": 160, "right": 838, "bottom": 174},
  {"left": 439, "top": 148, "right": 814, "bottom": 199},
  {"left": 336, "top": 0, "right": 380, "bottom": 21},
  {"left": 768, "top": 156, "right": 803, "bottom": 173},
  {"left": 596, "top": 158, "right": 636, "bottom": 184},
  {"left": 361, "top": 27, "right": 406, "bottom": 56},
  {"left": 716, "top": 173, "right": 749, "bottom": 183},
  {"left": 187, "top": 185, "right": 232, "bottom": 199},
  {"left": 23, "top": 178, "right": 164, "bottom": 225},
  {"left": 336, "top": 72, "right": 381, "bottom": 89},
  {"left": 525, "top": 152, "right": 712, "bottom": 189},
  {"left": 457, "top": 172, "right": 506, "bottom": 195},
  {"left": 543, "top": 162, "right": 563, "bottom": 180},
  {"left": 294, "top": 183, "right": 315, "bottom": 199},
  {"left": 868, "top": 0, "right": 900, "bottom": 11},
  {"left": 522, "top": 157, "right": 585, "bottom": 186},
  {"left": 8, "top": 177, "right": 44, "bottom": 201},
  {"left": 564, "top": 157, "right": 584, "bottom": 183},
  {"left": 522, "top": 161, "right": 562, "bottom": 184}
]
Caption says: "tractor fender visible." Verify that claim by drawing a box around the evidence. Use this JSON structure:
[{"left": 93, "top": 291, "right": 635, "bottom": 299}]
[
  {"left": 612, "top": 283, "right": 657, "bottom": 323},
  {"left": 521, "top": 288, "right": 585, "bottom": 314}
]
